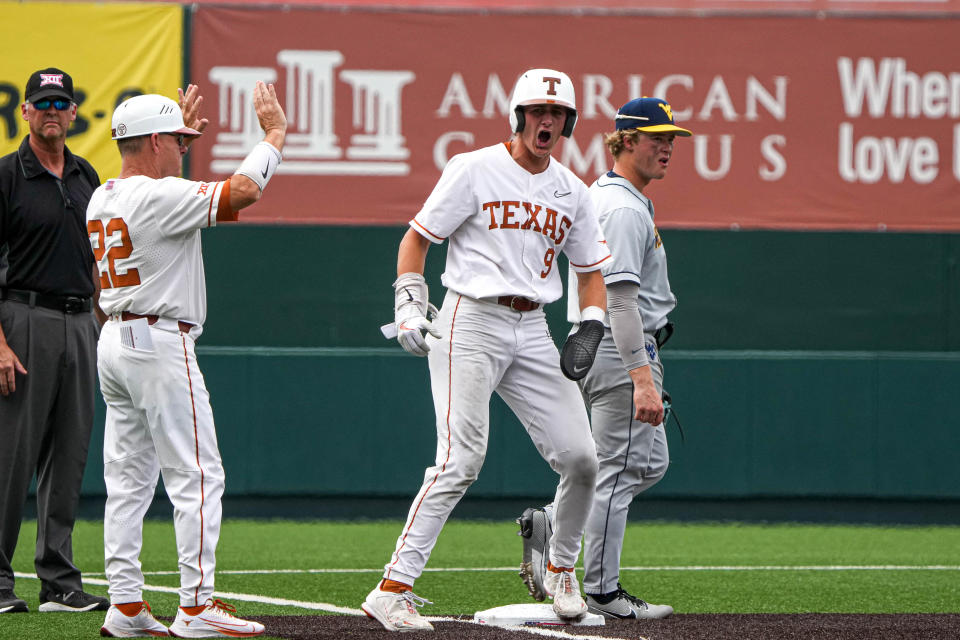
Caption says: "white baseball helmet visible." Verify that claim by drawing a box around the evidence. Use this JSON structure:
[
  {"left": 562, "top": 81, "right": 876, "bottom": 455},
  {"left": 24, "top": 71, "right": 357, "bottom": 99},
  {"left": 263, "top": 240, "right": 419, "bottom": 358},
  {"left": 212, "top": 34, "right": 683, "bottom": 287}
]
[
  {"left": 509, "top": 68, "right": 577, "bottom": 138},
  {"left": 111, "top": 94, "right": 201, "bottom": 140}
]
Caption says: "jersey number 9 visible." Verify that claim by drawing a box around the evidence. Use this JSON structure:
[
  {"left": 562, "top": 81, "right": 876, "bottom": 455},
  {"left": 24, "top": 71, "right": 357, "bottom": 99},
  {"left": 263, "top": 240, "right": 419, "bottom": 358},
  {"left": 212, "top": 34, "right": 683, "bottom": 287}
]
[{"left": 540, "top": 248, "right": 555, "bottom": 279}]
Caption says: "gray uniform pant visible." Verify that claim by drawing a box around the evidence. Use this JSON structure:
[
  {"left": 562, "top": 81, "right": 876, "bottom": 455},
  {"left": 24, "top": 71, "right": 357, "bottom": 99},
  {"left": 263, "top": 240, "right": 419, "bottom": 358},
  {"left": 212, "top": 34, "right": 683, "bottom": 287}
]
[
  {"left": 0, "top": 300, "right": 99, "bottom": 595},
  {"left": 578, "top": 330, "right": 669, "bottom": 595}
]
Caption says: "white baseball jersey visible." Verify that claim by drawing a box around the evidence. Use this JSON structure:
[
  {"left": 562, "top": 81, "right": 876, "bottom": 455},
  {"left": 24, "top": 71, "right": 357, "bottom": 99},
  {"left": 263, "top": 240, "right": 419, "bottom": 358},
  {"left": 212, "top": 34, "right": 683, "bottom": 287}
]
[
  {"left": 381, "top": 142, "right": 610, "bottom": 589},
  {"left": 567, "top": 171, "right": 676, "bottom": 329},
  {"left": 87, "top": 176, "right": 226, "bottom": 326},
  {"left": 411, "top": 142, "right": 610, "bottom": 303},
  {"left": 90, "top": 174, "right": 228, "bottom": 608}
]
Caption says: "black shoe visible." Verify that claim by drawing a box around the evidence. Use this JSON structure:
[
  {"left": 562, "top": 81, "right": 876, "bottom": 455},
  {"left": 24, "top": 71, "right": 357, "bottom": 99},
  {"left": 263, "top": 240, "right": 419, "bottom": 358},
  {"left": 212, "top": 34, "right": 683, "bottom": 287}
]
[
  {"left": 38, "top": 590, "right": 110, "bottom": 612},
  {"left": 0, "top": 589, "right": 29, "bottom": 613}
]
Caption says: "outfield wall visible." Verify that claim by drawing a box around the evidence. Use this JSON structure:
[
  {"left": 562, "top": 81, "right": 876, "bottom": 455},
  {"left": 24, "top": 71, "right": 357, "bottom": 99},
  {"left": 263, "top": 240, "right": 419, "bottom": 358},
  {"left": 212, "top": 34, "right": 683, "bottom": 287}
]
[{"left": 73, "top": 227, "right": 960, "bottom": 501}]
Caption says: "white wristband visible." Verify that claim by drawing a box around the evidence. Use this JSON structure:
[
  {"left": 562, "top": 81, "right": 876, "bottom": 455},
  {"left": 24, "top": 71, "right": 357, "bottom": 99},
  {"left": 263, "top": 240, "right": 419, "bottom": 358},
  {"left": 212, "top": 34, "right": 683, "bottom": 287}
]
[
  {"left": 234, "top": 141, "right": 282, "bottom": 191},
  {"left": 580, "top": 305, "right": 605, "bottom": 323}
]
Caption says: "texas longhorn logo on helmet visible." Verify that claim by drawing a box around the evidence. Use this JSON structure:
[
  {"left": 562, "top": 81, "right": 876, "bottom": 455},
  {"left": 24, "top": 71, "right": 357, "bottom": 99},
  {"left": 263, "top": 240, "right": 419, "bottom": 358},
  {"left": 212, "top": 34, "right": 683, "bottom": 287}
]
[{"left": 540, "top": 75, "right": 562, "bottom": 96}]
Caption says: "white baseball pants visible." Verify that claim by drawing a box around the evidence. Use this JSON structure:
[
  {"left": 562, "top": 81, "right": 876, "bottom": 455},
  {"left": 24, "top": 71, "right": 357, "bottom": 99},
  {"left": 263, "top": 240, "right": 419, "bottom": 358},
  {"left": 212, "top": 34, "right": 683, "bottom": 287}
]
[
  {"left": 383, "top": 291, "right": 598, "bottom": 586},
  {"left": 98, "top": 319, "right": 225, "bottom": 607}
]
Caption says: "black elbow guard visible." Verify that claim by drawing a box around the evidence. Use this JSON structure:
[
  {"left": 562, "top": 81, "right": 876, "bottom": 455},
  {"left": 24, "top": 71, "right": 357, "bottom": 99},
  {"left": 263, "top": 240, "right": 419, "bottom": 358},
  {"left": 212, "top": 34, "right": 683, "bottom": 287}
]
[{"left": 560, "top": 320, "right": 604, "bottom": 381}]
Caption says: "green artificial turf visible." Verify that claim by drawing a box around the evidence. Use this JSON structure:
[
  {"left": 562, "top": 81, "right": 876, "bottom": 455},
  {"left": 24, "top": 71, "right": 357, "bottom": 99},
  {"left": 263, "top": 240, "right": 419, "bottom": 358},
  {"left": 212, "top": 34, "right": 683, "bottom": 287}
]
[{"left": 2, "top": 518, "right": 958, "bottom": 640}]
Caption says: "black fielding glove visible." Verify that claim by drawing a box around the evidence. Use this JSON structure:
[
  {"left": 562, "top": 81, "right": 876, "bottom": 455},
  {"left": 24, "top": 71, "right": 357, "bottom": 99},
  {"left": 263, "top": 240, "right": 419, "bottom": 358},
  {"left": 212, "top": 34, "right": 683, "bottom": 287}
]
[{"left": 560, "top": 320, "right": 604, "bottom": 381}]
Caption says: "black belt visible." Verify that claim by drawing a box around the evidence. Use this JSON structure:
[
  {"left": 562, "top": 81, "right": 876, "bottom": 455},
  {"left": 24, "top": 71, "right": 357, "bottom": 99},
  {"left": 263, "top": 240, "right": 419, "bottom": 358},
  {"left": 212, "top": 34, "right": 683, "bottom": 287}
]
[
  {"left": 0, "top": 288, "right": 92, "bottom": 314},
  {"left": 497, "top": 295, "right": 539, "bottom": 312},
  {"left": 653, "top": 322, "right": 674, "bottom": 349}
]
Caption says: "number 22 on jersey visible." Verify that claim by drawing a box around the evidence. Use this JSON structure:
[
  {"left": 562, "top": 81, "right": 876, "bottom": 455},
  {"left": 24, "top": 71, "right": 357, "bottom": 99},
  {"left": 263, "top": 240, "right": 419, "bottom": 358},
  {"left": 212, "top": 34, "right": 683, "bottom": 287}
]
[{"left": 88, "top": 218, "right": 141, "bottom": 289}]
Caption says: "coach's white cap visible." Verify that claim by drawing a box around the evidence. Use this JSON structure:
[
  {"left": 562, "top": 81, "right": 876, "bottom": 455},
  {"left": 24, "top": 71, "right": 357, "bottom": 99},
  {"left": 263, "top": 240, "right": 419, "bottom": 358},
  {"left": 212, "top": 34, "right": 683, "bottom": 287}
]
[{"left": 111, "top": 94, "right": 201, "bottom": 140}]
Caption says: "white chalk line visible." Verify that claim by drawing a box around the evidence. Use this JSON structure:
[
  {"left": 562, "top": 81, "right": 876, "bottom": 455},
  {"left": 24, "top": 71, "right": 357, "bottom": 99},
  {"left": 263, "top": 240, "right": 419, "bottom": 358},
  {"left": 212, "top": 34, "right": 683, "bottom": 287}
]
[
  {"left": 74, "top": 564, "right": 960, "bottom": 576},
  {"left": 14, "top": 571, "right": 634, "bottom": 640}
]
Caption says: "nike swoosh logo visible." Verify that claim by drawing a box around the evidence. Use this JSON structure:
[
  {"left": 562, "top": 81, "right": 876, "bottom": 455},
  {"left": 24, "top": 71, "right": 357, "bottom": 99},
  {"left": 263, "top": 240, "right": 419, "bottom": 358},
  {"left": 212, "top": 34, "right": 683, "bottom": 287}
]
[
  {"left": 554, "top": 190, "right": 571, "bottom": 198},
  {"left": 572, "top": 364, "right": 589, "bottom": 374},
  {"left": 260, "top": 162, "right": 269, "bottom": 179},
  {"left": 631, "top": 348, "right": 643, "bottom": 354},
  {"left": 202, "top": 620, "right": 256, "bottom": 631}
]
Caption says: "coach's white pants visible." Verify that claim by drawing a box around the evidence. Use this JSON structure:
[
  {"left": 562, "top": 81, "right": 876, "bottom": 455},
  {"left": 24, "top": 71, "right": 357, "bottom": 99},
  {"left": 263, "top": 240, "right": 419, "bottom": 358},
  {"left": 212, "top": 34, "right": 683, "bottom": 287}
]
[
  {"left": 383, "top": 292, "right": 598, "bottom": 586},
  {"left": 98, "top": 320, "right": 225, "bottom": 607}
]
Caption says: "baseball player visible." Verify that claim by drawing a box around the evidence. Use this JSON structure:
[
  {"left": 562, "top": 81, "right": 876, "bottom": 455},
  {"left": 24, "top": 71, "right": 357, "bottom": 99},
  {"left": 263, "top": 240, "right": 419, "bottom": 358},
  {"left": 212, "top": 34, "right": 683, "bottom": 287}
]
[
  {"left": 362, "top": 69, "right": 611, "bottom": 632},
  {"left": 518, "top": 97, "right": 689, "bottom": 620},
  {"left": 88, "top": 82, "right": 285, "bottom": 638}
]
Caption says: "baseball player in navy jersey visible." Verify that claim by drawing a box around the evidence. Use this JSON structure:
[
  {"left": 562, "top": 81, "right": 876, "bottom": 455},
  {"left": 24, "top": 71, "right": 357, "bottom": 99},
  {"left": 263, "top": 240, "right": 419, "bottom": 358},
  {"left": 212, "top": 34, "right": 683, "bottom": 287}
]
[
  {"left": 518, "top": 97, "right": 690, "bottom": 620},
  {"left": 362, "top": 69, "right": 611, "bottom": 632},
  {"left": 88, "top": 82, "right": 285, "bottom": 638}
]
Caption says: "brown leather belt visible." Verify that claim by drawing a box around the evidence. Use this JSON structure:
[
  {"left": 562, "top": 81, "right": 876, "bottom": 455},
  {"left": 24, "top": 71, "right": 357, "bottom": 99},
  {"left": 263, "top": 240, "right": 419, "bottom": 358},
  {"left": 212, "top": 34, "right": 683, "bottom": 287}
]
[
  {"left": 120, "top": 311, "right": 194, "bottom": 333},
  {"left": 497, "top": 295, "right": 539, "bottom": 312}
]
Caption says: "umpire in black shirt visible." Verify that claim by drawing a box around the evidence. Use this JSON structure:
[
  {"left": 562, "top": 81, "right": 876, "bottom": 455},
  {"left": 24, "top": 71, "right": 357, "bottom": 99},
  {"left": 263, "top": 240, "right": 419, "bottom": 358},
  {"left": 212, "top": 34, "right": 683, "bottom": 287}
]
[{"left": 0, "top": 68, "right": 109, "bottom": 614}]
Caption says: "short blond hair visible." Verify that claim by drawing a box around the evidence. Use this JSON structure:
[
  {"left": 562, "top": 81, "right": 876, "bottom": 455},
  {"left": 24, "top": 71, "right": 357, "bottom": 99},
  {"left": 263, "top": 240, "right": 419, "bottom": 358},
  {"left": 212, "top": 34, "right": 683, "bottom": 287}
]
[{"left": 604, "top": 129, "right": 640, "bottom": 158}]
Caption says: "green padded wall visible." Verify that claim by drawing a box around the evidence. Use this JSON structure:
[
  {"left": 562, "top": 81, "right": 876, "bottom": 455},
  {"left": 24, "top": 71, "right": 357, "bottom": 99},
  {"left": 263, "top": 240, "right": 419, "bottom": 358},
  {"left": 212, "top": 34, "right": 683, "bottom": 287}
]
[
  {"left": 73, "top": 227, "right": 960, "bottom": 500},
  {"left": 200, "top": 227, "right": 960, "bottom": 351},
  {"left": 80, "top": 348, "right": 960, "bottom": 499}
]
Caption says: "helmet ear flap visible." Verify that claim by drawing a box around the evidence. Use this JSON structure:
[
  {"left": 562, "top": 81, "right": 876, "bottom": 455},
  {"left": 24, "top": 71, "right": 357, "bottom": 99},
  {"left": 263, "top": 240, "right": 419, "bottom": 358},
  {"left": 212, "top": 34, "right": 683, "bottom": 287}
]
[
  {"left": 561, "top": 108, "right": 577, "bottom": 138},
  {"left": 513, "top": 105, "right": 525, "bottom": 134}
]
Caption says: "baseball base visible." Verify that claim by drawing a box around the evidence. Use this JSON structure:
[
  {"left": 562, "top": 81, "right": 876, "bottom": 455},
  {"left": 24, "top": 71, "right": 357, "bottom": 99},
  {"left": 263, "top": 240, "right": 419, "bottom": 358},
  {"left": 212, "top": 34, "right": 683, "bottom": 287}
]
[{"left": 473, "top": 603, "right": 605, "bottom": 627}]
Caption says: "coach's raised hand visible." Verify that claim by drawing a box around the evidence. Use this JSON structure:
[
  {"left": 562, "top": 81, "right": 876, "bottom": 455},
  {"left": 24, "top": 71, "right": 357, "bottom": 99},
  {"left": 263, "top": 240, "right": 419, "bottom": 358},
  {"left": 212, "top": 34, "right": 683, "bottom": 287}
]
[
  {"left": 178, "top": 84, "right": 209, "bottom": 144},
  {"left": 253, "top": 81, "right": 286, "bottom": 152}
]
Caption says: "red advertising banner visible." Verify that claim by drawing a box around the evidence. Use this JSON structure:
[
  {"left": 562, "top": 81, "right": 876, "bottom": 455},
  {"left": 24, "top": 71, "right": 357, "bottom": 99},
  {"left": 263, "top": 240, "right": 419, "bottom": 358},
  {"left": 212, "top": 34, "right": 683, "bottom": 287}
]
[
  {"left": 180, "top": 0, "right": 960, "bottom": 14},
  {"left": 191, "top": 9, "right": 960, "bottom": 230}
]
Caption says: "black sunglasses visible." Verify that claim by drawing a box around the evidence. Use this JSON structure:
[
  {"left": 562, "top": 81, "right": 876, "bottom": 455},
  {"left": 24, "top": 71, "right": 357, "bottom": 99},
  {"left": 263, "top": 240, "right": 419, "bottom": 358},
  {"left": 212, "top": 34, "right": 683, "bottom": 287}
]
[
  {"left": 31, "top": 99, "right": 72, "bottom": 111},
  {"left": 162, "top": 133, "right": 186, "bottom": 148}
]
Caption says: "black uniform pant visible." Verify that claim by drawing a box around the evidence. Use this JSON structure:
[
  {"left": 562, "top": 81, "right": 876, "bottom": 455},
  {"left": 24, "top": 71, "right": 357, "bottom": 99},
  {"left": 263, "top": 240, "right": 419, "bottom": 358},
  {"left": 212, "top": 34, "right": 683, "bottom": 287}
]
[{"left": 0, "top": 300, "right": 99, "bottom": 596}]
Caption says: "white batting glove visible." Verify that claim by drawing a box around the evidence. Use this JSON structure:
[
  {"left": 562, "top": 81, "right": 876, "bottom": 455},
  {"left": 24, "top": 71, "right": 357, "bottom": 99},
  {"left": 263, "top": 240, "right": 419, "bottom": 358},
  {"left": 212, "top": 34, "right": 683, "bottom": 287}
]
[
  {"left": 396, "top": 305, "right": 441, "bottom": 357},
  {"left": 393, "top": 272, "right": 442, "bottom": 357}
]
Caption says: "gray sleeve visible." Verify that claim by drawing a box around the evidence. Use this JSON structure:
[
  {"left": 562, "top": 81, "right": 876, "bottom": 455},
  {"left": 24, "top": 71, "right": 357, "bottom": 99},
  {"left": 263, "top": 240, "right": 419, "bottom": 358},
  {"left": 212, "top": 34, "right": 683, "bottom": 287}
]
[{"left": 607, "top": 280, "right": 648, "bottom": 370}]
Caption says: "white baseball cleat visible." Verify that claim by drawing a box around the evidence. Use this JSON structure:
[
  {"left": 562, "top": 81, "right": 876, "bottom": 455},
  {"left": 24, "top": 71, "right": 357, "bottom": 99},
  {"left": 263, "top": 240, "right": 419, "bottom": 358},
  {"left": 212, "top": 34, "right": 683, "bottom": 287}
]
[
  {"left": 544, "top": 568, "right": 588, "bottom": 620},
  {"left": 586, "top": 584, "right": 674, "bottom": 619},
  {"left": 99, "top": 602, "right": 170, "bottom": 637},
  {"left": 167, "top": 599, "right": 264, "bottom": 638},
  {"left": 362, "top": 587, "right": 434, "bottom": 632}
]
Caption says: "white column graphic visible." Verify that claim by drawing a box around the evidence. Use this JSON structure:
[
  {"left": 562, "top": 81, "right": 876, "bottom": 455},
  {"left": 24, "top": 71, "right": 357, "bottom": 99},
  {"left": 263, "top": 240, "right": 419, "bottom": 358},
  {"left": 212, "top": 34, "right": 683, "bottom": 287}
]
[
  {"left": 339, "top": 70, "right": 415, "bottom": 160},
  {"left": 277, "top": 50, "right": 344, "bottom": 160},
  {"left": 209, "top": 66, "right": 277, "bottom": 163},
  {"left": 207, "top": 52, "right": 415, "bottom": 176}
]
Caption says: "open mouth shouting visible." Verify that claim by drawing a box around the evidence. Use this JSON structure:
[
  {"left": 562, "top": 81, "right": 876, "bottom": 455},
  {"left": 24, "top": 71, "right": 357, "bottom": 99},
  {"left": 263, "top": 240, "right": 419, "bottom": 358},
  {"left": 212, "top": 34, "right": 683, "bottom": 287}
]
[{"left": 536, "top": 128, "right": 553, "bottom": 150}]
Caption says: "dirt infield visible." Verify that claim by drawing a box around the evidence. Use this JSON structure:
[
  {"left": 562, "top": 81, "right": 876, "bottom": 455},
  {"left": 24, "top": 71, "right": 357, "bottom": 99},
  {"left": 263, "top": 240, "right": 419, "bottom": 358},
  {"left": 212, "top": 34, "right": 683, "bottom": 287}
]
[{"left": 255, "top": 613, "right": 960, "bottom": 639}]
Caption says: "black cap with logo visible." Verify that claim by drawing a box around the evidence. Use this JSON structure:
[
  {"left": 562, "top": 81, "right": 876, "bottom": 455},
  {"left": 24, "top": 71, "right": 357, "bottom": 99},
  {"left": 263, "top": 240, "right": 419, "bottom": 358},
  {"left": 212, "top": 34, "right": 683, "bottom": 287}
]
[{"left": 25, "top": 67, "right": 74, "bottom": 103}]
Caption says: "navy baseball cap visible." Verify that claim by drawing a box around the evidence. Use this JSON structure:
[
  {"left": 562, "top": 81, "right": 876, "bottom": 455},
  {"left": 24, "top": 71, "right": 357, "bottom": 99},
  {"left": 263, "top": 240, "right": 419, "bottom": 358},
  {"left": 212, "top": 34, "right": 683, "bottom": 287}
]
[
  {"left": 615, "top": 97, "right": 691, "bottom": 136},
  {"left": 25, "top": 67, "right": 74, "bottom": 103}
]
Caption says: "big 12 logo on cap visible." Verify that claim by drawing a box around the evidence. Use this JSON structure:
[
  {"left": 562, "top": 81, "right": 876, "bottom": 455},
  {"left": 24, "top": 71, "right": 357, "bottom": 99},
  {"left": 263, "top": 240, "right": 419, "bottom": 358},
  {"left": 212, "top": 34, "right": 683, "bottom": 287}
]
[{"left": 40, "top": 73, "right": 65, "bottom": 87}]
